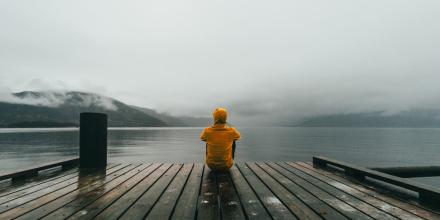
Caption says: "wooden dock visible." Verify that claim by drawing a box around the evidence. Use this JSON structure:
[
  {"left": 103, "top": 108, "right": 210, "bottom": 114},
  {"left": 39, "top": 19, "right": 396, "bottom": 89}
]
[{"left": 1, "top": 161, "right": 439, "bottom": 220}]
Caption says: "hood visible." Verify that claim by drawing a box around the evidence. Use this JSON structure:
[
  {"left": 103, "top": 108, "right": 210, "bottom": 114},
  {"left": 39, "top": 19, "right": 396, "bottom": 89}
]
[{"left": 213, "top": 108, "right": 228, "bottom": 124}]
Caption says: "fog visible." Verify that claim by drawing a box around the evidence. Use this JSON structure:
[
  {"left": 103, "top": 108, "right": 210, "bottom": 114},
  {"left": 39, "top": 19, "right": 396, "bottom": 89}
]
[
  {"left": 0, "top": 88, "right": 118, "bottom": 111},
  {"left": 1, "top": 0, "right": 440, "bottom": 125}
]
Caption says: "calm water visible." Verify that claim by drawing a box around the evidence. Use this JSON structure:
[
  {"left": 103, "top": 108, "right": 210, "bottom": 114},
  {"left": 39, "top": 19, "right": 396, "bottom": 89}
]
[{"left": 1, "top": 127, "right": 439, "bottom": 187}]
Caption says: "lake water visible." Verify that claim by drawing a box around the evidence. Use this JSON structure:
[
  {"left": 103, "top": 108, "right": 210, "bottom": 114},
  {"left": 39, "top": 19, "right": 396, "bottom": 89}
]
[{"left": 1, "top": 127, "right": 439, "bottom": 187}]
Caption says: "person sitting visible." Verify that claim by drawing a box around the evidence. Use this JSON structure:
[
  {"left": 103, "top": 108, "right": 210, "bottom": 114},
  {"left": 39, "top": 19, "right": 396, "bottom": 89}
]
[{"left": 200, "top": 108, "right": 241, "bottom": 171}]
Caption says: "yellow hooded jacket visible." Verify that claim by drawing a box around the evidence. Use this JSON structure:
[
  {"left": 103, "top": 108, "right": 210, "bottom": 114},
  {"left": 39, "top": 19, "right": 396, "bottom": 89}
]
[{"left": 200, "top": 108, "right": 241, "bottom": 171}]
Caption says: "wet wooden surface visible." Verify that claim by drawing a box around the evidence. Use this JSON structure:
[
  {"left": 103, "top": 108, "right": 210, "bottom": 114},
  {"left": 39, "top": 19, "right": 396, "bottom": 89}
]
[{"left": 0, "top": 162, "right": 439, "bottom": 219}]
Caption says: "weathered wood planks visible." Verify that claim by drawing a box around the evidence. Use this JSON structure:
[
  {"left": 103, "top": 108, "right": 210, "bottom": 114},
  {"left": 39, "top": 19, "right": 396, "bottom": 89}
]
[
  {"left": 0, "top": 157, "right": 79, "bottom": 181},
  {"left": 313, "top": 156, "right": 440, "bottom": 205},
  {"left": 1, "top": 161, "right": 439, "bottom": 220}
]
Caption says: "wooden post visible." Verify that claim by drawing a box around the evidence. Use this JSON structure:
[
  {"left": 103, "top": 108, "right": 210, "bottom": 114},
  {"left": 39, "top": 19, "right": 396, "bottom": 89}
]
[{"left": 80, "top": 112, "right": 107, "bottom": 168}]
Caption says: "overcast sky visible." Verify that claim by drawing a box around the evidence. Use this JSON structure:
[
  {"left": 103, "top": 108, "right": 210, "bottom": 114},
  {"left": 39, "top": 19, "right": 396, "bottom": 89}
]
[{"left": 1, "top": 0, "right": 440, "bottom": 124}]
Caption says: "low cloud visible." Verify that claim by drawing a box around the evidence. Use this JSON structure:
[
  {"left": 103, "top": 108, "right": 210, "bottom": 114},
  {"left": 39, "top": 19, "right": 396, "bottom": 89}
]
[
  {"left": 73, "top": 92, "right": 118, "bottom": 111},
  {"left": 0, "top": 91, "right": 65, "bottom": 107},
  {"left": 0, "top": 90, "right": 118, "bottom": 111}
]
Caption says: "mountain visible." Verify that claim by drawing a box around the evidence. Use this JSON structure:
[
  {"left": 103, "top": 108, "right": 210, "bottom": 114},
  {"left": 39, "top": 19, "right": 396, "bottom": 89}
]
[
  {"left": 11, "top": 91, "right": 440, "bottom": 128},
  {"left": 130, "top": 105, "right": 210, "bottom": 127},
  {"left": 297, "top": 110, "right": 440, "bottom": 127},
  {"left": 0, "top": 91, "right": 167, "bottom": 127}
]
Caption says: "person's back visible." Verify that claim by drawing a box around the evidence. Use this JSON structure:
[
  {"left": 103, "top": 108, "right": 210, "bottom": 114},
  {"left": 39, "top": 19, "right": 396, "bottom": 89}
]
[{"left": 200, "top": 108, "right": 240, "bottom": 171}]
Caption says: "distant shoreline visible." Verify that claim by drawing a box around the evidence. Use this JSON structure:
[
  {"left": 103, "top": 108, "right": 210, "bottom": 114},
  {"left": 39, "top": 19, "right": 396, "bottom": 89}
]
[
  {"left": 1, "top": 126, "right": 440, "bottom": 131},
  {"left": 1, "top": 121, "right": 78, "bottom": 128}
]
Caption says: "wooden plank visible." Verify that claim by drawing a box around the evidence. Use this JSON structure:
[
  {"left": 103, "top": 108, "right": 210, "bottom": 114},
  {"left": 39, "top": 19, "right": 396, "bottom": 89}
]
[
  {"left": 236, "top": 163, "right": 297, "bottom": 220},
  {"left": 0, "top": 157, "right": 79, "bottom": 181},
  {"left": 257, "top": 162, "right": 348, "bottom": 220},
  {"left": 0, "top": 167, "right": 79, "bottom": 196},
  {"left": 196, "top": 165, "right": 220, "bottom": 220},
  {"left": 170, "top": 163, "right": 204, "bottom": 220},
  {"left": 39, "top": 163, "right": 150, "bottom": 220},
  {"left": 119, "top": 164, "right": 182, "bottom": 220},
  {"left": 94, "top": 164, "right": 172, "bottom": 220},
  {"left": 0, "top": 170, "right": 81, "bottom": 205},
  {"left": 313, "top": 156, "right": 440, "bottom": 204},
  {"left": 15, "top": 164, "right": 129, "bottom": 220},
  {"left": 64, "top": 163, "right": 161, "bottom": 219},
  {"left": 278, "top": 162, "right": 398, "bottom": 220},
  {"left": 217, "top": 169, "right": 246, "bottom": 220},
  {"left": 145, "top": 164, "right": 193, "bottom": 220},
  {"left": 246, "top": 162, "right": 321, "bottom": 220},
  {"left": 267, "top": 162, "right": 373, "bottom": 220},
  {"left": 0, "top": 169, "right": 78, "bottom": 200},
  {"left": 290, "top": 162, "right": 424, "bottom": 220},
  {"left": 299, "top": 162, "right": 440, "bottom": 220},
  {"left": 0, "top": 164, "right": 132, "bottom": 219},
  {"left": 0, "top": 164, "right": 117, "bottom": 204},
  {"left": 229, "top": 165, "right": 272, "bottom": 220},
  {"left": 0, "top": 164, "right": 126, "bottom": 215}
]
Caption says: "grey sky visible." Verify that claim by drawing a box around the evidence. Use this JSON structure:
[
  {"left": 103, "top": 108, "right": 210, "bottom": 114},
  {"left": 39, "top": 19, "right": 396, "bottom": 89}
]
[{"left": 1, "top": 0, "right": 440, "bottom": 124}]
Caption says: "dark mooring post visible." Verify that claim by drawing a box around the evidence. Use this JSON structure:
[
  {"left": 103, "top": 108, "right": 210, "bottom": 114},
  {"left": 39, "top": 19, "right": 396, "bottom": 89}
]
[{"left": 80, "top": 112, "right": 107, "bottom": 168}]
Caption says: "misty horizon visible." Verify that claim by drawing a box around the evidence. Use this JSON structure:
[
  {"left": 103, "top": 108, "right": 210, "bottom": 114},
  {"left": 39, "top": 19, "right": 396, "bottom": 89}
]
[{"left": 1, "top": 1, "right": 440, "bottom": 125}]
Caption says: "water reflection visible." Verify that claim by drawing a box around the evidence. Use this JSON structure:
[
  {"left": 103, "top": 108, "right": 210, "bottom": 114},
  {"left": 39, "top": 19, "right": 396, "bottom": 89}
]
[{"left": 78, "top": 168, "right": 107, "bottom": 188}]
